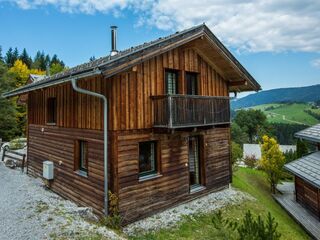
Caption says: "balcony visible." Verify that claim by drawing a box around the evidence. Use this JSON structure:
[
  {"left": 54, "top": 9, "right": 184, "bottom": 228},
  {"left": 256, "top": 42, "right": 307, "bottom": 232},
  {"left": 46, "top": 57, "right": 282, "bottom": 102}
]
[{"left": 151, "top": 95, "right": 230, "bottom": 129}]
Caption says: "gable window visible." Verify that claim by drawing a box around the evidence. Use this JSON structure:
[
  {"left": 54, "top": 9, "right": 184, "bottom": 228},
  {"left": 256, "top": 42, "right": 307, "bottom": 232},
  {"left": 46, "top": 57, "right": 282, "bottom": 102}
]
[
  {"left": 186, "top": 72, "right": 198, "bottom": 95},
  {"left": 165, "top": 69, "right": 178, "bottom": 94},
  {"left": 75, "top": 140, "right": 88, "bottom": 176},
  {"left": 139, "top": 141, "right": 158, "bottom": 177},
  {"left": 47, "top": 97, "right": 57, "bottom": 124}
]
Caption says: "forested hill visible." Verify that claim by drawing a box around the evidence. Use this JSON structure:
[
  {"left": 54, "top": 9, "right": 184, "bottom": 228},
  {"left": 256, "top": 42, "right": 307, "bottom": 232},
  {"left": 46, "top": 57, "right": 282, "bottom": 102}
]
[{"left": 231, "top": 84, "right": 320, "bottom": 109}]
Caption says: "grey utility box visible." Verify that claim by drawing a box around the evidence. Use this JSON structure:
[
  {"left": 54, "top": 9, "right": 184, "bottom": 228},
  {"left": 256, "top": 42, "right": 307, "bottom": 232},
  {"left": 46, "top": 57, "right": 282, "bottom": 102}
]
[{"left": 43, "top": 161, "right": 54, "bottom": 180}]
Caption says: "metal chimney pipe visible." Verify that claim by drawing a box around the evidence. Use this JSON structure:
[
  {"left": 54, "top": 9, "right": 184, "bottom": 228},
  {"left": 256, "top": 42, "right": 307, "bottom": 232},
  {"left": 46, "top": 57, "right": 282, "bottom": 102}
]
[{"left": 110, "top": 26, "right": 118, "bottom": 56}]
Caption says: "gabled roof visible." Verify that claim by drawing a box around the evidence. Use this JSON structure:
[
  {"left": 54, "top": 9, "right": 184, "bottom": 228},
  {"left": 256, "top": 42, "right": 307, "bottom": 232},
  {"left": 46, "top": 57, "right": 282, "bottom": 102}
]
[
  {"left": 29, "top": 74, "right": 45, "bottom": 83},
  {"left": 285, "top": 151, "right": 320, "bottom": 189},
  {"left": 3, "top": 24, "right": 261, "bottom": 98},
  {"left": 295, "top": 124, "right": 320, "bottom": 143}
]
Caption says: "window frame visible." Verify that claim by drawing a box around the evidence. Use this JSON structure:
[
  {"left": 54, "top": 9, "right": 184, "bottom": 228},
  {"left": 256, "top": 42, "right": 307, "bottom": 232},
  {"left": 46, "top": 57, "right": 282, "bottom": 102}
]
[
  {"left": 46, "top": 97, "right": 57, "bottom": 125},
  {"left": 138, "top": 141, "right": 159, "bottom": 178},
  {"left": 165, "top": 69, "right": 179, "bottom": 95},
  {"left": 74, "top": 140, "right": 88, "bottom": 177}
]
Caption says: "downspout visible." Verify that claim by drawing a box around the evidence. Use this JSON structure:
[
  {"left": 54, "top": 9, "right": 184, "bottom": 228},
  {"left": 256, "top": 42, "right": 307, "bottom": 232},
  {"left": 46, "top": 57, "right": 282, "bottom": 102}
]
[{"left": 71, "top": 74, "right": 109, "bottom": 216}]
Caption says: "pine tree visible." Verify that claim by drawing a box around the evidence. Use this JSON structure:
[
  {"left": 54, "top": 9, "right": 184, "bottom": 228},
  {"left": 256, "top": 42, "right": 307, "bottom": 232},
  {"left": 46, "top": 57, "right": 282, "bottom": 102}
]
[
  {"left": 32, "top": 51, "right": 46, "bottom": 70},
  {"left": 0, "top": 46, "right": 3, "bottom": 63},
  {"left": 19, "top": 48, "right": 32, "bottom": 68},
  {"left": 0, "top": 62, "right": 18, "bottom": 140},
  {"left": 51, "top": 54, "right": 65, "bottom": 67},
  {"left": 5, "top": 47, "right": 17, "bottom": 67}
]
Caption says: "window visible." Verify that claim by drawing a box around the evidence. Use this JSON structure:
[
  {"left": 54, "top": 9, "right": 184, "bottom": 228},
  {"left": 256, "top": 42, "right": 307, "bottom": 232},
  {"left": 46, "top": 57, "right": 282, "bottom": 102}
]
[
  {"left": 186, "top": 72, "right": 198, "bottom": 95},
  {"left": 47, "top": 97, "right": 57, "bottom": 124},
  {"left": 165, "top": 69, "right": 178, "bottom": 94},
  {"left": 75, "top": 140, "right": 88, "bottom": 176},
  {"left": 139, "top": 141, "right": 158, "bottom": 177}
]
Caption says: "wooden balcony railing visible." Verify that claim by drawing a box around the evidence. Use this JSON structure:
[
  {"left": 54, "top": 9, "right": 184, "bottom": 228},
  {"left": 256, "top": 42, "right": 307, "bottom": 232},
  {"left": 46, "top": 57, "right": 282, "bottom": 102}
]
[{"left": 151, "top": 95, "right": 230, "bottom": 128}]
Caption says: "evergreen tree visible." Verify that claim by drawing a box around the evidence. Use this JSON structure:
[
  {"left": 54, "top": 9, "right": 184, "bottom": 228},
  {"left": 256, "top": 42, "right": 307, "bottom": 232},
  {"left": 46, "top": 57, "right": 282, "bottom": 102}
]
[
  {"left": 5, "top": 47, "right": 18, "bottom": 67},
  {"left": 19, "top": 48, "right": 32, "bottom": 68},
  {"left": 0, "top": 62, "right": 18, "bottom": 140},
  {"left": 0, "top": 46, "right": 3, "bottom": 63},
  {"left": 51, "top": 54, "right": 65, "bottom": 67},
  {"left": 296, "top": 139, "right": 308, "bottom": 158},
  {"left": 32, "top": 51, "right": 47, "bottom": 70}
]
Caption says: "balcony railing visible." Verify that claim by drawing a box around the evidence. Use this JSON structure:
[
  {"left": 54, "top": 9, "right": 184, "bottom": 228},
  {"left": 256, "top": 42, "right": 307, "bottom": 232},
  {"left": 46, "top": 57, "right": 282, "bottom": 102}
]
[{"left": 151, "top": 95, "right": 230, "bottom": 129}]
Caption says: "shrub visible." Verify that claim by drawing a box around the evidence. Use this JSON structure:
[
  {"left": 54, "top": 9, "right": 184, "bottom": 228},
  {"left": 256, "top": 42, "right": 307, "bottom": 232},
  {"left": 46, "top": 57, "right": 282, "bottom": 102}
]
[
  {"left": 9, "top": 138, "right": 26, "bottom": 150},
  {"left": 101, "top": 191, "right": 122, "bottom": 230},
  {"left": 231, "top": 142, "right": 243, "bottom": 170},
  {"left": 243, "top": 155, "right": 257, "bottom": 168},
  {"left": 211, "top": 210, "right": 281, "bottom": 240}
]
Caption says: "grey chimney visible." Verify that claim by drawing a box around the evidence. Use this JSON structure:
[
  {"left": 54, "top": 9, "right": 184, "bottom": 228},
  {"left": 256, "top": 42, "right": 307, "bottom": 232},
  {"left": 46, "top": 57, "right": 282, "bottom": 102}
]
[{"left": 110, "top": 26, "right": 118, "bottom": 56}]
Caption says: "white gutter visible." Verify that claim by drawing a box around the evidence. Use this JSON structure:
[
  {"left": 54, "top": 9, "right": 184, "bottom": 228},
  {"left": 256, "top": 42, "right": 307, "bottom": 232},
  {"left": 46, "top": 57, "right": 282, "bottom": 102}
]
[{"left": 71, "top": 74, "right": 109, "bottom": 216}]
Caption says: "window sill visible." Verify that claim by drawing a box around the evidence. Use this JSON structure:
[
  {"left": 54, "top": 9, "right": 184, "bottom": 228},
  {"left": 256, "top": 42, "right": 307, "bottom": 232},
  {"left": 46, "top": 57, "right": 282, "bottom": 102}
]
[
  {"left": 75, "top": 170, "right": 88, "bottom": 178},
  {"left": 190, "top": 185, "right": 206, "bottom": 194},
  {"left": 46, "top": 123, "right": 57, "bottom": 126},
  {"left": 139, "top": 173, "right": 162, "bottom": 182}
]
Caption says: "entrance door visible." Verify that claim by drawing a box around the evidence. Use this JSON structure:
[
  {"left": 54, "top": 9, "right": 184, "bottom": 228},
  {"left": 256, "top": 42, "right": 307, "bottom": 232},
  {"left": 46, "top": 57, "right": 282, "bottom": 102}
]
[{"left": 188, "top": 136, "right": 202, "bottom": 189}]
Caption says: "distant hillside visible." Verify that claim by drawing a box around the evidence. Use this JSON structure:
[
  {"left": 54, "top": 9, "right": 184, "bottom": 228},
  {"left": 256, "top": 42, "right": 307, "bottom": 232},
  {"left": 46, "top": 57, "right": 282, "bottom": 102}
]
[{"left": 231, "top": 84, "right": 320, "bottom": 109}]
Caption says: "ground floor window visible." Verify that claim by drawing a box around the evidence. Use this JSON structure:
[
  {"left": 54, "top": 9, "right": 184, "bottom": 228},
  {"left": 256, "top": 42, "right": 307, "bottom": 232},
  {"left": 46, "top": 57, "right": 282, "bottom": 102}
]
[
  {"left": 139, "top": 141, "right": 157, "bottom": 177},
  {"left": 74, "top": 140, "right": 88, "bottom": 176},
  {"left": 188, "top": 136, "right": 202, "bottom": 187}
]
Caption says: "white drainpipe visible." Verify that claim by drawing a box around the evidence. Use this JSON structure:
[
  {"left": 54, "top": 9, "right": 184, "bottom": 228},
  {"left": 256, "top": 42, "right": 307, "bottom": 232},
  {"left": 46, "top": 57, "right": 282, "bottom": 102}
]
[{"left": 71, "top": 74, "right": 109, "bottom": 216}]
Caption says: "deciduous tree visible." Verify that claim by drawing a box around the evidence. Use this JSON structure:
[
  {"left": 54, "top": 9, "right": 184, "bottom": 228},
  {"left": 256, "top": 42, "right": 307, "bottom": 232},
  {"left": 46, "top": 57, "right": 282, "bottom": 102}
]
[{"left": 259, "top": 135, "right": 285, "bottom": 193}]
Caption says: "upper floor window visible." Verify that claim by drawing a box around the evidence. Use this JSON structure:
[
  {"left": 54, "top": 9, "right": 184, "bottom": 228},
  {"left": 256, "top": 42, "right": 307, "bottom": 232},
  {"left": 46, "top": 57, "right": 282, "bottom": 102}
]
[
  {"left": 75, "top": 140, "right": 88, "bottom": 176},
  {"left": 165, "top": 69, "right": 178, "bottom": 94},
  {"left": 47, "top": 97, "right": 57, "bottom": 124},
  {"left": 139, "top": 141, "right": 158, "bottom": 177},
  {"left": 186, "top": 72, "right": 198, "bottom": 95}
]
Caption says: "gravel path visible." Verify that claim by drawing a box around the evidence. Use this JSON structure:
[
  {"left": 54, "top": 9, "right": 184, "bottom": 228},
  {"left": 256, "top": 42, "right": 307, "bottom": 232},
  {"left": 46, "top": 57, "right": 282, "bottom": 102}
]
[
  {"left": 0, "top": 159, "right": 124, "bottom": 240},
  {"left": 124, "top": 187, "right": 255, "bottom": 235}
]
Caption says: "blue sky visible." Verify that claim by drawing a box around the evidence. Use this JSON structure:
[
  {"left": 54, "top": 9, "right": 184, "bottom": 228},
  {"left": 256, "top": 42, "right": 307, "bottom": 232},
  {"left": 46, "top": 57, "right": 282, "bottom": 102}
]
[{"left": 0, "top": 1, "right": 319, "bottom": 97}]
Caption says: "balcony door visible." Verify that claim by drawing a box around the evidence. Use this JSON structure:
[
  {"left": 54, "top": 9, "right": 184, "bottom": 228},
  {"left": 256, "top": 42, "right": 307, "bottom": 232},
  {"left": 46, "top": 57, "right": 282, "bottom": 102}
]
[
  {"left": 188, "top": 136, "right": 203, "bottom": 189},
  {"left": 186, "top": 72, "right": 198, "bottom": 95}
]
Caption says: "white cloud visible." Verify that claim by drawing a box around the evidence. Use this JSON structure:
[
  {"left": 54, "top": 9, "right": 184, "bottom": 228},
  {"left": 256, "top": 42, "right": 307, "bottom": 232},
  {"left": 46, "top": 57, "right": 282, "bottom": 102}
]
[
  {"left": 5, "top": 0, "right": 320, "bottom": 53},
  {"left": 311, "top": 59, "right": 320, "bottom": 69}
]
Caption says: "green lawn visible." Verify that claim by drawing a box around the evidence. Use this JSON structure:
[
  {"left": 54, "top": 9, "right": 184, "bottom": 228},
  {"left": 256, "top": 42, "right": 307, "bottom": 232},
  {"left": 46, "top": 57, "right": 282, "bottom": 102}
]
[
  {"left": 250, "top": 103, "right": 320, "bottom": 126},
  {"left": 128, "top": 168, "right": 308, "bottom": 240}
]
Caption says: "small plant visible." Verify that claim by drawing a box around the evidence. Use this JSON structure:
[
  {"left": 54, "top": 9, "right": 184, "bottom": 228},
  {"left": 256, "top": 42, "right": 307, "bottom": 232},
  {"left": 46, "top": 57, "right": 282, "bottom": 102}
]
[
  {"left": 211, "top": 210, "right": 281, "bottom": 240},
  {"left": 101, "top": 191, "right": 122, "bottom": 230},
  {"left": 9, "top": 137, "right": 26, "bottom": 150},
  {"left": 244, "top": 154, "right": 257, "bottom": 168}
]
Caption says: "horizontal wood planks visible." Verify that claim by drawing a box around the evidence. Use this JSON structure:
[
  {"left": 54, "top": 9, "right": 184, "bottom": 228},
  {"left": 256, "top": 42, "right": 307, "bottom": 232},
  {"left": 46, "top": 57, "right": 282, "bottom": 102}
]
[
  {"left": 27, "top": 124, "right": 107, "bottom": 214},
  {"left": 115, "top": 127, "right": 231, "bottom": 222},
  {"left": 295, "top": 177, "right": 320, "bottom": 219}
]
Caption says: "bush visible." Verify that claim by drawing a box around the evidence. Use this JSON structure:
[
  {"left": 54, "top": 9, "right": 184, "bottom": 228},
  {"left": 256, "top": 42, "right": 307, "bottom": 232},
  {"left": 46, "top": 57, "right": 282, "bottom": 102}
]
[
  {"left": 9, "top": 137, "right": 26, "bottom": 150},
  {"left": 231, "top": 142, "right": 243, "bottom": 169},
  {"left": 243, "top": 155, "right": 257, "bottom": 168},
  {"left": 211, "top": 210, "right": 281, "bottom": 240}
]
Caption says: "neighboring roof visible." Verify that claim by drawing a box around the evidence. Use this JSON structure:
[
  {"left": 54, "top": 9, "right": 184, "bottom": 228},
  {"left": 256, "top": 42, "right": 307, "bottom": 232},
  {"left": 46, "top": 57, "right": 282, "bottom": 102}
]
[
  {"left": 295, "top": 124, "right": 320, "bottom": 143},
  {"left": 243, "top": 144, "right": 296, "bottom": 159},
  {"left": 285, "top": 151, "right": 320, "bottom": 189},
  {"left": 29, "top": 74, "right": 45, "bottom": 83},
  {"left": 3, "top": 24, "right": 261, "bottom": 98}
]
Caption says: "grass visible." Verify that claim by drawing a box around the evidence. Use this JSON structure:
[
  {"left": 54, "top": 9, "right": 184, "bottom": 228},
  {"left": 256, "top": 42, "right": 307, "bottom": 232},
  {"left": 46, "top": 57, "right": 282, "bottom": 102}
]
[
  {"left": 128, "top": 167, "right": 308, "bottom": 240},
  {"left": 250, "top": 103, "right": 320, "bottom": 125}
]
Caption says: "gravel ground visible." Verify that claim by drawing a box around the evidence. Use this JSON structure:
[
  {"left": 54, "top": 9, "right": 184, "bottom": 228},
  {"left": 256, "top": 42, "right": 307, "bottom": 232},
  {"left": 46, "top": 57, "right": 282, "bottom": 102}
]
[
  {"left": 0, "top": 157, "right": 124, "bottom": 240},
  {"left": 124, "top": 187, "right": 255, "bottom": 235}
]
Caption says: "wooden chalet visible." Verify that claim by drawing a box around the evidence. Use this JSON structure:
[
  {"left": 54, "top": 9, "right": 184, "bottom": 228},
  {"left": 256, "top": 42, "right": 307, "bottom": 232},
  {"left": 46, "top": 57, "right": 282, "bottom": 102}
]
[
  {"left": 285, "top": 124, "right": 320, "bottom": 220},
  {"left": 3, "top": 24, "right": 260, "bottom": 223}
]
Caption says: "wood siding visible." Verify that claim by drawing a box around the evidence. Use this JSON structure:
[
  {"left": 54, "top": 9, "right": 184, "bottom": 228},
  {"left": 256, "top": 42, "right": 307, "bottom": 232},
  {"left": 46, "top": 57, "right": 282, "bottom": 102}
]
[
  {"left": 295, "top": 177, "right": 320, "bottom": 219},
  {"left": 115, "top": 127, "right": 231, "bottom": 223},
  {"left": 26, "top": 44, "right": 232, "bottom": 222},
  {"left": 28, "top": 47, "right": 229, "bottom": 131}
]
